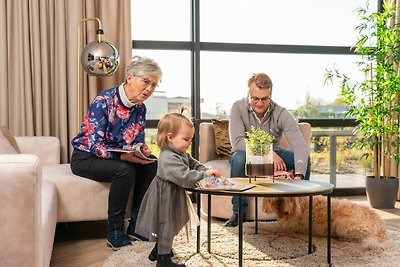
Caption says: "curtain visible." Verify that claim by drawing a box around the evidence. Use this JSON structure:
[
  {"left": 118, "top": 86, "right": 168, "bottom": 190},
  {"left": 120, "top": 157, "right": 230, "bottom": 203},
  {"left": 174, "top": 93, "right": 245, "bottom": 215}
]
[{"left": 0, "top": 0, "right": 132, "bottom": 163}]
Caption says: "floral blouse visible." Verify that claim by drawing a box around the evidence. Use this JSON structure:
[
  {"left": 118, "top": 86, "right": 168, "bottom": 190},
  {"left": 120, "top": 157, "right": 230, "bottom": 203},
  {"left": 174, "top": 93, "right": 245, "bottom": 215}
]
[{"left": 71, "top": 85, "right": 146, "bottom": 159}]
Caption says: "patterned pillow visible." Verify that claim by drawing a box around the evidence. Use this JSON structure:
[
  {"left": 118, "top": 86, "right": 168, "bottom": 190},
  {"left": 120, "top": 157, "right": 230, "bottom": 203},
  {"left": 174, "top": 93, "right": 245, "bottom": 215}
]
[
  {"left": 0, "top": 126, "right": 21, "bottom": 154},
  {"left": 211, "top": 119, "right": 232, "bottom": 159}
]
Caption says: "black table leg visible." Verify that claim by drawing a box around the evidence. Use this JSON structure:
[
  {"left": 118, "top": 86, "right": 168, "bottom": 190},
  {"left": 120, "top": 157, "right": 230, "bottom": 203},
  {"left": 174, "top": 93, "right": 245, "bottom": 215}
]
[
  {"left": 308, "top": 196, "right": 313, "bottom": 254},
  {"left": 238, "top": 196, "right": 243, "bottom": 267},
  {"left": 255, "top": 197, "right": 258, "bottom": 234},
  {"left": 207, "top": 194, "right": 211, "bottom": 253},
  {"left": 327, "top": 194, "right": 331, "bottom": 266},
  {"left": 196, "top": 192, "right": 201, "bottom": 253}
]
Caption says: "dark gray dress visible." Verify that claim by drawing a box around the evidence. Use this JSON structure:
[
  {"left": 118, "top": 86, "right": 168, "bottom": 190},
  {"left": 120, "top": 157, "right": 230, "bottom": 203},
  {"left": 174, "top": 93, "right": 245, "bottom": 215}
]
[{"left": 135, "top": 144, "right": 208, "bottom": 247}]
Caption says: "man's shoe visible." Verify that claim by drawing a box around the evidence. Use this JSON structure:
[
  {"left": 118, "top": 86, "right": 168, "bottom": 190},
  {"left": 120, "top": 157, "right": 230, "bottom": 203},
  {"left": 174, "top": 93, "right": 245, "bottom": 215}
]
[
  {"left": 148, "top": 242, "right": 174, "bottom": 262},
  {"left": 106, "top": 221, "right": 132, "bottom": 251},
  {"left": 224, "top": 213, "right": 239, "bottom": 227}
]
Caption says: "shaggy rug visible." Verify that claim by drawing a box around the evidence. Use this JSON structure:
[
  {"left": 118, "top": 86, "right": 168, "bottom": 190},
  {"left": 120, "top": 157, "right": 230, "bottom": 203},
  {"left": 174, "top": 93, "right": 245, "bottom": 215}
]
[{"left": 103, "top": 221, "right": 400, "bottom": 267}]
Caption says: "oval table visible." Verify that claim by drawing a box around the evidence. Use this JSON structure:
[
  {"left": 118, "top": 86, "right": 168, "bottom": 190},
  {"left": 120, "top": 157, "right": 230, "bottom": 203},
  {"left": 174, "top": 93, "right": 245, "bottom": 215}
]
[{"left": 187, "top": 178, "right": 334, "bottom": 267}]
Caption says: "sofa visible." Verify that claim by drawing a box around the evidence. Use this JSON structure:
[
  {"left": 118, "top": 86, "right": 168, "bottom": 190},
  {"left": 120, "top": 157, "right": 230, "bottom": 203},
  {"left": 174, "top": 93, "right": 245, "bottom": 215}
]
[
  {"left": 0, "top": 135, "right": 127, "bottom": 267},
  {"left": 198, "top": 122, "right": 312, "bottom": 221}
]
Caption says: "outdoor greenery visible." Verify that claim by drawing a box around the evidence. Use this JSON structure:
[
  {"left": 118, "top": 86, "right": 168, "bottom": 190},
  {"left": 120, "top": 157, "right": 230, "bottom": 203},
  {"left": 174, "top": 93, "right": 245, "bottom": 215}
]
[
  {"left": 244, "top": 126, "right": 275, "bottom": 156},
  {"left": 325, "top": 1, "right": 400, "bottom": 179},
  {"left": 146, "top": 126, "right": 372, "bottom": 176},
  {"left": 310, "top": 133, "right": 373, "bottom": 175}
]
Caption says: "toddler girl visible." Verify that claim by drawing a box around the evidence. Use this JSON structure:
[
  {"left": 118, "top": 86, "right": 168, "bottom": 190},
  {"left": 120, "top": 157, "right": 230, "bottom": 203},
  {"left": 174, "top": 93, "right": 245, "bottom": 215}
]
[{"left": 135, "top": 113, "right": 221, "bottom": 267}]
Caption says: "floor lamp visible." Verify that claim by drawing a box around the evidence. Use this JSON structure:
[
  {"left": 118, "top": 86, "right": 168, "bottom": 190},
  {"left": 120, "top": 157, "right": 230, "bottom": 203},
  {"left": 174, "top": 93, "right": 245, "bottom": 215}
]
[{"left": 77, "top": 17, "right": 120, "bottom": 132}]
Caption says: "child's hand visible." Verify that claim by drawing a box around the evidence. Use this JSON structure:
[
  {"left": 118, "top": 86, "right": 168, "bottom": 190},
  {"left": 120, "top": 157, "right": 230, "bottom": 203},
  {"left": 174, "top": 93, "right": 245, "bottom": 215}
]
[{"left": 206, "top": 168, "right": 221, "bottom": 178}]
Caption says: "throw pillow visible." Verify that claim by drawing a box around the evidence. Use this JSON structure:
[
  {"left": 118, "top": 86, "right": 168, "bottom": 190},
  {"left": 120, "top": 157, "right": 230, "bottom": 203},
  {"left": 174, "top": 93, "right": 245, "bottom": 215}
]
[
  {"left": 211, "top": 119, "right": 232, "bottom": 159},
  {"left": 0, "top": 126, "right": 21, "bottom": 154}
]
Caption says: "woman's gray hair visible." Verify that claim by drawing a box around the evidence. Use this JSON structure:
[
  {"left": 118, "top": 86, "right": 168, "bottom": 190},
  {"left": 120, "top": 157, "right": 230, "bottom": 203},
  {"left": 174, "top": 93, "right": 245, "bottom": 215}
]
[{"left": 125, "top": 55, "right": 162, "bottom": 79}]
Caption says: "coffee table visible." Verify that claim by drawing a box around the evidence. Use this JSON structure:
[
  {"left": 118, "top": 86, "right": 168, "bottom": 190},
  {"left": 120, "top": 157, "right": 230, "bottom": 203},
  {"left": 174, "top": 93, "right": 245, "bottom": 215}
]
[{"left": 187, "top": 178, "right": 334, "bottom": 267}]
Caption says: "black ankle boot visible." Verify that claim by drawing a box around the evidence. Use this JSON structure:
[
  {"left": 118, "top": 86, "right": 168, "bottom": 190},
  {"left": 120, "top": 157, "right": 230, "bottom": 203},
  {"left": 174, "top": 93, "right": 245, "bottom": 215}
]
[
  {"left": 156, "top": 253, "right": 185, "bottom": 267},
  {"left": 148, "top": 242, "right": 174, "bottom": 262}
]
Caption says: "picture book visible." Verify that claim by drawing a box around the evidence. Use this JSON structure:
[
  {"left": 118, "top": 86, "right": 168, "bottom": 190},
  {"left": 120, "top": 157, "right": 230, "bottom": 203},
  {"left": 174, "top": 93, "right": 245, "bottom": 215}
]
[
  {"left": 196, "top": 176, "right": 255, "bottom": 191},
  {"left": 108, "top": 143, "right": 156, "bottom": 161}
]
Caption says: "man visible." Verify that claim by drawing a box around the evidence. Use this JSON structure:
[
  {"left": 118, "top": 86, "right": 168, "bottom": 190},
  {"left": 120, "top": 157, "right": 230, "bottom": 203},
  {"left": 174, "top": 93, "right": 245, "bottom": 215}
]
[{"left": 225, "top": 73, "right": 310, "bottom": 227}]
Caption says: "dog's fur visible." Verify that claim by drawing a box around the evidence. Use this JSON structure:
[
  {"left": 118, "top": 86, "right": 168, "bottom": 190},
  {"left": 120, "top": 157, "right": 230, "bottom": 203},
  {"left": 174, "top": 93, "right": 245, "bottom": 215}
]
[{"left": 262, "top": 196, "right": 387, "bottom": 250}]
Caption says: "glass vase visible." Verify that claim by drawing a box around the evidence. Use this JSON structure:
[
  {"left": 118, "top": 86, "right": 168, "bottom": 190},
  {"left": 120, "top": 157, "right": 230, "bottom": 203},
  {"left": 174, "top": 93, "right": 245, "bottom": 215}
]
[{"left": 245, "top": 143, "right": 274, "bottom": 180}]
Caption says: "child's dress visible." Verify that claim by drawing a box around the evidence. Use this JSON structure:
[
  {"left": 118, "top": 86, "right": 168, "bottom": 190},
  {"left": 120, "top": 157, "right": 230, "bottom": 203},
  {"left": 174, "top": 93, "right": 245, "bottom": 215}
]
[{"left": 135, "top": 144, "right": 208, "bottom": 247}]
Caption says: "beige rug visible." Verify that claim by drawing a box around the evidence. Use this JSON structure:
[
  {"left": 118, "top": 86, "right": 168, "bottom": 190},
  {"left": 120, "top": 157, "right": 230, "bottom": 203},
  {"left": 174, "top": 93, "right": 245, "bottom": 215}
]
[{"left": 103, "top": 221, "right": 400, "bottom": 267}]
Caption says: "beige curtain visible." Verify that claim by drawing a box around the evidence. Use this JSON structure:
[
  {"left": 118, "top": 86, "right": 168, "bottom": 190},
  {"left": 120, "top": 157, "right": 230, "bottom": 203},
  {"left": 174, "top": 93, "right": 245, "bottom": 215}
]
[{"left": 0, "top": 0, "right": 132, "bottom": 163}]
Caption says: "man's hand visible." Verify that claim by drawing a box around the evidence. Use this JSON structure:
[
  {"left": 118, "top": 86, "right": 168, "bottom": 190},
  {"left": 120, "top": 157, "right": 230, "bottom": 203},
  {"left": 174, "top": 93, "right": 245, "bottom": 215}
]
[
  {"left": 273, "top": 151, "right": 287, "bottom": 172},
  {"left": 120, "top": 153, "right": 153, "bottom": 164}
]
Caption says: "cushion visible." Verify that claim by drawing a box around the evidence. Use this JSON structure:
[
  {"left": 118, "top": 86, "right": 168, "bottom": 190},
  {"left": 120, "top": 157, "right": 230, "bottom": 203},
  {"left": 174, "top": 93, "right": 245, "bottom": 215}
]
[
  {"left": 0, "top": 126, "right": 20, "bottom": 154},
  {"left": 211, "top": 119, "right": 232, "bottom": 159}
]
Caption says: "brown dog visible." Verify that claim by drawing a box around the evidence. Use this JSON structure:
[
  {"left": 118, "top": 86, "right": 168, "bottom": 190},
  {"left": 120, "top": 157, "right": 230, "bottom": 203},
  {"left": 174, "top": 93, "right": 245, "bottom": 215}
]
[{"left": 262, "top": 196, "right": 387, "bottom": 250}]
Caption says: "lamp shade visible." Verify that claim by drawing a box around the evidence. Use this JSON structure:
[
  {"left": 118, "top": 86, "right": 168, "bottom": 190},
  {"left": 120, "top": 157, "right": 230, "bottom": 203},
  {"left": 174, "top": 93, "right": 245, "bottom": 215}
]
[{"left": 80, "top": 40, "right": 120, "bottom": 76}]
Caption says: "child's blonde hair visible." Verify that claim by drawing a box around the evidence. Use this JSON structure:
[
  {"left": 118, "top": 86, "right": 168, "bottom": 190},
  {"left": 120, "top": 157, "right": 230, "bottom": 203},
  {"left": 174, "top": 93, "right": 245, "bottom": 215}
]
[{"left": 157, "top": 113, "right": 194, "bottom": 149}]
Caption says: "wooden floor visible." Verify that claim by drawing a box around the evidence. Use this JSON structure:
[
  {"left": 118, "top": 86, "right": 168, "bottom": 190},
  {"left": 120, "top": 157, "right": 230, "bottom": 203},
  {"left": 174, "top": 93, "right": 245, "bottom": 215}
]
[{"left": 50, "top": 196, "right": 400, "bottom": 267}]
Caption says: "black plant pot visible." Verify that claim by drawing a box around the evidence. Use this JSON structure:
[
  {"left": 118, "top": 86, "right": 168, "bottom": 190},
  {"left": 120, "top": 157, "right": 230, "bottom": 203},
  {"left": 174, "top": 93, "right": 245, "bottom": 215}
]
[{"left": 365, "top": 176, "right": 399, "bottom": 209}]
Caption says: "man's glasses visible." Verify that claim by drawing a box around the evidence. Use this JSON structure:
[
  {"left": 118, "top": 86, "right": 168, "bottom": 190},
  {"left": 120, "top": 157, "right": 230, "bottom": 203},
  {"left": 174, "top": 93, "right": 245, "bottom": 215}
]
[
  {"left": 250, "top": 96, "right": 271, "bottom": 103},
  {"left": 134, "top": 75, "right": 159, "bottom": 90}
]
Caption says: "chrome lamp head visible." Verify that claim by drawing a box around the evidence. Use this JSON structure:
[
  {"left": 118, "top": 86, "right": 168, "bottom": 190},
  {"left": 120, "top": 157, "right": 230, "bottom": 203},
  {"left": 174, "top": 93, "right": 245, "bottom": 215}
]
[{"left": 80, "top": 29, "right": 120, "bottom": 76}]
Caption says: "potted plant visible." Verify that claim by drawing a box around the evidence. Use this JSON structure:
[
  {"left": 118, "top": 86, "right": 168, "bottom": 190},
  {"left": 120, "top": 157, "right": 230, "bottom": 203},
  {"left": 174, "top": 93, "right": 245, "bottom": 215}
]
[
  {"left": 244, "top": 126, "right": 275, "bottom": 179},
  {"left": 325, "top": 1, "right": 400, "bottom": 208}
]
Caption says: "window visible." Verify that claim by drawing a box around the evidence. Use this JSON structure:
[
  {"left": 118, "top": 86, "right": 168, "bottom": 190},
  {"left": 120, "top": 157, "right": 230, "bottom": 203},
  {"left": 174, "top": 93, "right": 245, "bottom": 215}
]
[
  {"left": 131, "top": 0, "right": 190, "bottom": 41},
  {"left": 200, "top": 0, "right": 375, "bottom": 46},
  {"left": 132, "top": 50, "right": 191, "bottom": 120},
  {"left": 200, "top": 52, "right": 364, "bottom": 118},
  {"left": 132, "top": 0, "right": 379, "bottom": 192}
]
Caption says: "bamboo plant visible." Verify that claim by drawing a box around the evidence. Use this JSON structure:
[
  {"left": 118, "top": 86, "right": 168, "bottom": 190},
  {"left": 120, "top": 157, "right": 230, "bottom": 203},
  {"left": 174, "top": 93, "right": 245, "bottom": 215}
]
[{"left": 325, "top": 1, "right": 400, "bottom": 179}]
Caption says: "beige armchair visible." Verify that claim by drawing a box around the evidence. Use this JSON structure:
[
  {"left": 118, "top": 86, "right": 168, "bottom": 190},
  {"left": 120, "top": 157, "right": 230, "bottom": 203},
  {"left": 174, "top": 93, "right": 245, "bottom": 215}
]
[{"left": 198, "top": 122, "right": 312, "bottom": 220}]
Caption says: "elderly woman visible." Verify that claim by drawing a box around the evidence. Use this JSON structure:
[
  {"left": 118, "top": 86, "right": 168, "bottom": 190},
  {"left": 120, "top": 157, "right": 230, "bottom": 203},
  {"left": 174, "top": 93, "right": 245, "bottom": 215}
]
[{"left": 70, "top": 56, "right": 162, "bottom": 250}]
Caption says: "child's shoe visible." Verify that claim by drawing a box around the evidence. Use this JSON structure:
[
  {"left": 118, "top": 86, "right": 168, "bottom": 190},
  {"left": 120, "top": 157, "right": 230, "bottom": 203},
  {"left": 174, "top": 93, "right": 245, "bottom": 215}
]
[
  {"left": 148, "top": 242, "right": 174, "bottom": 262},
  {"left": 156, "top": 253, "right": 186, "bottom": 267}
]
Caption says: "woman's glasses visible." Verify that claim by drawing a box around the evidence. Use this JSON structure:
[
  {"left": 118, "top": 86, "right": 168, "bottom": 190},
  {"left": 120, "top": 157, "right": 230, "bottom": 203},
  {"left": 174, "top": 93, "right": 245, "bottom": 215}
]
[{"left": 134, "top": 75, "right": 159, "bottom": 90}]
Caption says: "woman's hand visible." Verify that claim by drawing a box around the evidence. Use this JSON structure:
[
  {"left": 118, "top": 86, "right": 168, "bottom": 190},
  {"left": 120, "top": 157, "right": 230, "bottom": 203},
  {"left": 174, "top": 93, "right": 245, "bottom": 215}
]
[
  {"left": 120, "top": 153, "right": 153, "bottom": 164},
  {"left": 273, "top": 151, "right": 287, "bottom": 172},
  {"left": 206, "top": 168, "right": 221, "bottom": 177}
]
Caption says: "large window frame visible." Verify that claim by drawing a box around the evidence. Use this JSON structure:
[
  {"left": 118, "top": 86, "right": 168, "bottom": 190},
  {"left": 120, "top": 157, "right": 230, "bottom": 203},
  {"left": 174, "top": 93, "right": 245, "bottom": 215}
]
[{"left": 133, "top": 0, "right": 383, "bottom": 196}]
